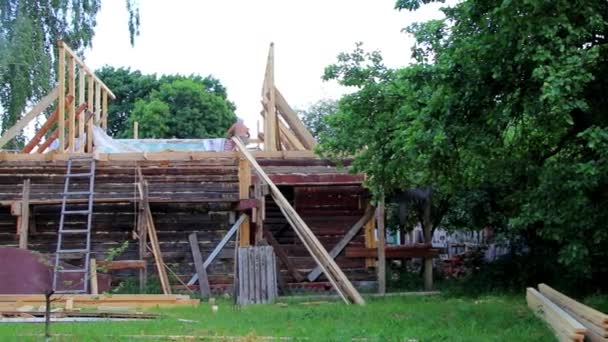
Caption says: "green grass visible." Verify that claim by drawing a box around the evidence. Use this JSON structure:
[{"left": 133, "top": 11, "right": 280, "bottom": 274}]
[{"left": 0, "top": 294, "right": 555, "bottom": 341}]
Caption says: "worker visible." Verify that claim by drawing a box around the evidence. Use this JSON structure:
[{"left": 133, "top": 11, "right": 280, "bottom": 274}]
[{"left": 226, "top": 118, "right": 250, "bottom": 146}]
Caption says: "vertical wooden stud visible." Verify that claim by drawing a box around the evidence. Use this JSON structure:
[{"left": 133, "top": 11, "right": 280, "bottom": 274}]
[
  {"left": 238, "top": 158, "right": 251, "bottom": 246},
  {"left": 377, "top": 197, "right": 386, "bottom": 295},
  {"left": 95, "top": 82, "right": 101, "bottom": 124},
  {"left": 90, "top": 258, "right": 98, "bottom": 295},
  {"left": 86, "top": 75, "right": 94, "bottom": 152},
  {"left": 364, "top": 204, "right": 377, "bottom": 268},
  {"left": 57, "top": 41, "right": 66, "bottom": 153},
  {"left": 101, "top": 90, "right": 108, "bottom": 131},
  {"left": 263, "top": 43, "right": 279, "bottom": 151},
  {"left": 134, "top": 121, "right": 139, "bottom": 139},
  {"left": 78, "top": 69, "right": 86, "bottom": 152},
  {"left": 67, "top": 56, "right": 76, "bottom": 152},
  {"left": 19, "top": 179, "right": 30, "bottom": 249}
]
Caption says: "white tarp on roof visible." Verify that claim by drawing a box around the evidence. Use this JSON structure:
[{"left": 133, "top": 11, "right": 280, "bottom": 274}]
[{"left": 92, "top": 126, "right": 227, "bottom": 153}]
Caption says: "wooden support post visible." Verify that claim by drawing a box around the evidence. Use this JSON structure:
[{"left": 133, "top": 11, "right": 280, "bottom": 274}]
[
  {"left": 238, "top": 158, "right": 251, "bottom": 246},
  {"left": 67, "top": 56, "right": 76, "bottom": 153},
  {"left": 90, "top": 258, "right": 98, "bottom": 295},
  {"left": 137, "top": 205, "right": 147, "bottom": 292},
  {"left": 364, "top": 208, "right": 377, "bottom": 268},
  {"left": 188, "top": 233, "right": 211, "bottom": 298},
  {"left": 78, "top": 69, "right": 86, "bottom": 152},
  {"left": 377, "top": 198, "right": 386, "bottom": 295},
  {"left": 134, "top": 121, "right": 139, "bottom": 139},
  {"left": 101, "top": 90, "right": 108, "bottom": 130},
  {"left": 262, "top": 43, "right": 279, "bottom": 151},
  {"left": 86, "top": 75, "right": 94, "bottom": 152},
  {"left": 58, "top": 41, "right": 66, "bottom": 153},
  {"left": 95, "top": 82, "right": 101, "bottom": 124},
  {"left": 19, "top": 179, "right": 30, "bottom": 249},
  {"left": 423, "top": 199, "right": 433, "bottom": 291},
  {"left": 141, "top": 181, "right": 172, "bottom": 295}
]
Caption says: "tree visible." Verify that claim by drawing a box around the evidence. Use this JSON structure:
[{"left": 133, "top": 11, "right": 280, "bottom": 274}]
[
  {"left": 297, "top": 99, "right": 338, "bottom": 139},
  {"left": 321, "top": 0, "right": 608, "bottom": 289},
  {"left": 95, "top": 66, "right": 237, "bottom": 137},
  {"left": 123, "top": 78, "right": 237, "bottom": 139},
  {"left": 0, "top": 0, "right": 139, "bottom": 149}
]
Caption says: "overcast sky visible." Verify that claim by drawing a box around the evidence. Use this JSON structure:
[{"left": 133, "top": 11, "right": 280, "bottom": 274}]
[{"left": 85, "top": 0, "right": 451, "bottom": 134}]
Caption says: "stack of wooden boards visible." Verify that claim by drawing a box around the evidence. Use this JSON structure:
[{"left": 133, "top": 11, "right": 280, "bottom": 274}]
[
  {"left": 527, "top": 284, "right": 607, "bottom": 342},
  {"left": 0, "top": 294, "right": 199, "bottom": 311}
]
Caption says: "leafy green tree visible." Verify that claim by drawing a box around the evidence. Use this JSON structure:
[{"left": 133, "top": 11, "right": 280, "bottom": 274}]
[
  {"left": 321, "top": 0, "right": 608, "bottom": 288},
  {"left": 122, "top": 78, "right": 236, "bottom": 139},
  {"left": 0, "top": 0, "right": 139, "bottom": 149},
  {"left": 96, "top": 66, "right": 237, "bottom": 137},
  {"left": 297, "top": 99, "right": 338, "bottom": 139}
]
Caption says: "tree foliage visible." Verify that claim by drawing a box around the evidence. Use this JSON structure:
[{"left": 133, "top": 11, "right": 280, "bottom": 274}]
[
  {"left": 320, "top": 0, "right": 608, "bottom": 288},
  {"left": 96, "top": 67, "right": 237, "bottom": 139},
  {"left": 0, "top": 0, "right": 139, "bottom": 149},
  {"left": 297, "top": 99, "right": 338, "bottom": 139}
]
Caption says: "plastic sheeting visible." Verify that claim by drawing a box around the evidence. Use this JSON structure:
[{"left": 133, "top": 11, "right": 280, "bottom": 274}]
[{"left": 92, "top": 126, "right": 228, "bottom": 153}]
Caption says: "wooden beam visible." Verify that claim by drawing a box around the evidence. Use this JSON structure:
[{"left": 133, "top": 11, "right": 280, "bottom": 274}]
[
  {"left": 58, "top": 42, "right": 66, "bottom": 152},
  {"left": 377, "top": 198, "right": 386, "bottom": 295},
  {"left": 96, "top": 260, "right": 146, "bottom": 271},
  {"left": 539, "top": 284, "right": 608, "bottom": 330},
  {"left": 307, "top": 205, "right": 375, "bottom": 281},
  {"left": 188, "top": 233, "right": 211, "bottom": 298},
  {"left": 232, "top": 137, "right": 365, "bottom": 305},
  {"left": 527, "top": 287, "right": 586, "bottom": 341},
  {"left": 90, "top": 259, "right": 98, "bottom": 295},
  {"left": 238, "top": 158, "right": 251, "bottom": 246},
  {"left": 262, "top": 43, "right": 279, "bottom": 151},
  {"left": 134, "top": 121, "right": 139, "bottom": 139},
  {"left": 187, "top": 214, "right": 247, "bottom": 286},
  {"left": 67, "top": 55, "right": 76, "bottom": 153},
  {"left": 78, "top": 69, "right": 86, "bottom": 152},
  {"left": 101, "top": 90, "right": 108, "bottom": 130},
  {"left": 36, "top": 104, "right": 89, "bottom": 153},
  {"left": 263, "top": 229, "right": 305, "bottom": 282},
  {"left": 364, "top": 210, "right": 376, "bottom": 268},
  {"left": 59, "top": 41, "right": 116, "bottom": 99},
  {"left": 86, "top": 75, "right": 94, "bottom": 152},
  {"left": 95, "top": 82, "right": 101, "bottom": 124},
  {"left": 141, "top": 180, "right": 172, "bottom": 295},
  {"left": 18, "top": 179, "right": 30, "bottom": 249},
  {"left": 279, "top": 120, "right": 306, "bottom": 151},
  {"left": 274, "top": 87, "right": 317, "bottom": 149},
  {"left": 137, "top": 204, "right": 147, "bottom": 292},
  {"left": 0, "top": 87, "right": 59, "bottom": 149},
  {"left": 21, "top": 96, "right": 74, "bottom": 153}
]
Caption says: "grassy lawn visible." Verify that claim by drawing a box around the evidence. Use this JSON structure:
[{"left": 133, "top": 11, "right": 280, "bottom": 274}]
[{"left": 0, "top": 294, "right": 554, "bottom": 341}]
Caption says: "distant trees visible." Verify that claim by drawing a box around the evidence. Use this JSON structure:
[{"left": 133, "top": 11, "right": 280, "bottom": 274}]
[
  {"left": 321, "top": 0, "right": 608, "bottom": 289},
  {"left": 96, "top": 66, "right": 237, "bottom": 139},
  {"left": 0, "top": 0, "right": 139, "bottom": 149},
  {"left": 297, "top": 99, "right": 338, "bottom": 139}
]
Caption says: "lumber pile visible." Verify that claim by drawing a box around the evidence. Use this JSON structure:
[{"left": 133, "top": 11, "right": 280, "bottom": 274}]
[
  {"left": 527, "top": 285, "right": 608, "bottom": 342},
  {"left": 539, "top": 284, "right": 608, "bottom": 342},
  {"left": 0, "top": 294, "right": 198, "bottom": 310}
]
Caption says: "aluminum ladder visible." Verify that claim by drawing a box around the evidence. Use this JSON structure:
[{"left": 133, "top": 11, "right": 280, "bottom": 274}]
[{"left": 52, "top": 156, "right": 96, "bottom": 294}]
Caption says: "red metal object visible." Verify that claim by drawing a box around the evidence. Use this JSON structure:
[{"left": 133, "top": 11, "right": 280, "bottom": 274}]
[{"left": 0, "top": 247, "right": 110, "bottom": 294}]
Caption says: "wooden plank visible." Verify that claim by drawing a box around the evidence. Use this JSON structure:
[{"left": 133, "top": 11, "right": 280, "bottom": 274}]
[
  {"left": 36, "top": 104, "right": 89, "bottom": 153},
  {"left": 60, "top": 41, "right": 116, "bottom": 99},
  {"left": 141, "top": 181, "right": 171, "bottom": 295},
  {"left": 21, "top": 96, "right": 74, "bottom": 153},
  {"left": 232, "top": 137, "right": 365, "bottom": 305},
  {"left": 274, "top": 87, "right": 317, "bottom": 149},
  {"left": 527, "top": 287, "right": 587, "bottom": 342},
  {"left": 377, "top": 199, "right": 386, "bottom": 295},
  {"left": 137, "top": 206, "right": 147, "bottom": 292},
  {"left": 0, "top": 87, "right": 59, "bottom": 149},
  {"left": 90, "top": 258, "right": 98, "bottom": 295},
  {"left": 539, "top": 284, "right": 608, "bottom": 330},
  {"left": 279, "top": 120, "right": 306, "bottom": 151},
  {"left": 86, "top": 75, "right": 94, "bottom": 152},
  {"left": 134, "top": 121, "right": 139, "bottom": 139},
  {"left": 263, "top": 229, "right": 305, "bottom": 282},
  {"left": 18, "top": 179, "right": 30, "bottom": 249},
  {"left": 307, "top": 205, "right": 374, "bottom": 281},
  {"left": 238, "top": 158, "right": 251, "bottom": 246},
  {"left": 187, "top": 214, "right": 247, "bottom": 286},
  {"left": 95, "top": 82, "right": 101, "bottom": 124},
  {"left": 78, "top": 69, "right": 85, "bottom": 152},
  {"left": 364, "top": 210, "right": 376, "bottom": 268},
  {"left": 102, "top": 90, "right": 108, "bottom": 130},
  {"left": 58, "top": 41, "right": 66, "bottom": 153},
  {"left": 262, "top": 43, "right": 279, "bottom": 151},
  {"left": 67, "top": 55, "right": 76, "bottom": 153},
  {"left": 96, "top": 260, "right": 146, "bottom": 271},
  {"left": 188, "top": 233, "right": 211, "bottom": 298}
]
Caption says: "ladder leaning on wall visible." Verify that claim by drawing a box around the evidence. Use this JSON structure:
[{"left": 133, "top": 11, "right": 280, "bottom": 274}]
[{"left": 52, "top": 156, "right": 96, "bottom": 294}]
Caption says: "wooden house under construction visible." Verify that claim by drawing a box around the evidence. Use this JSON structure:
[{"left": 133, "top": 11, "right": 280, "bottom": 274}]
[{"left": 0, "top": 42, "right": 392, "bottom": 304}]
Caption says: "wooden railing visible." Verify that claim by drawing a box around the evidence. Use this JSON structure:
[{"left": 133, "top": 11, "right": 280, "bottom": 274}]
[{"left": 57, "top": 40, "right": 115, "bottom": 153}]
